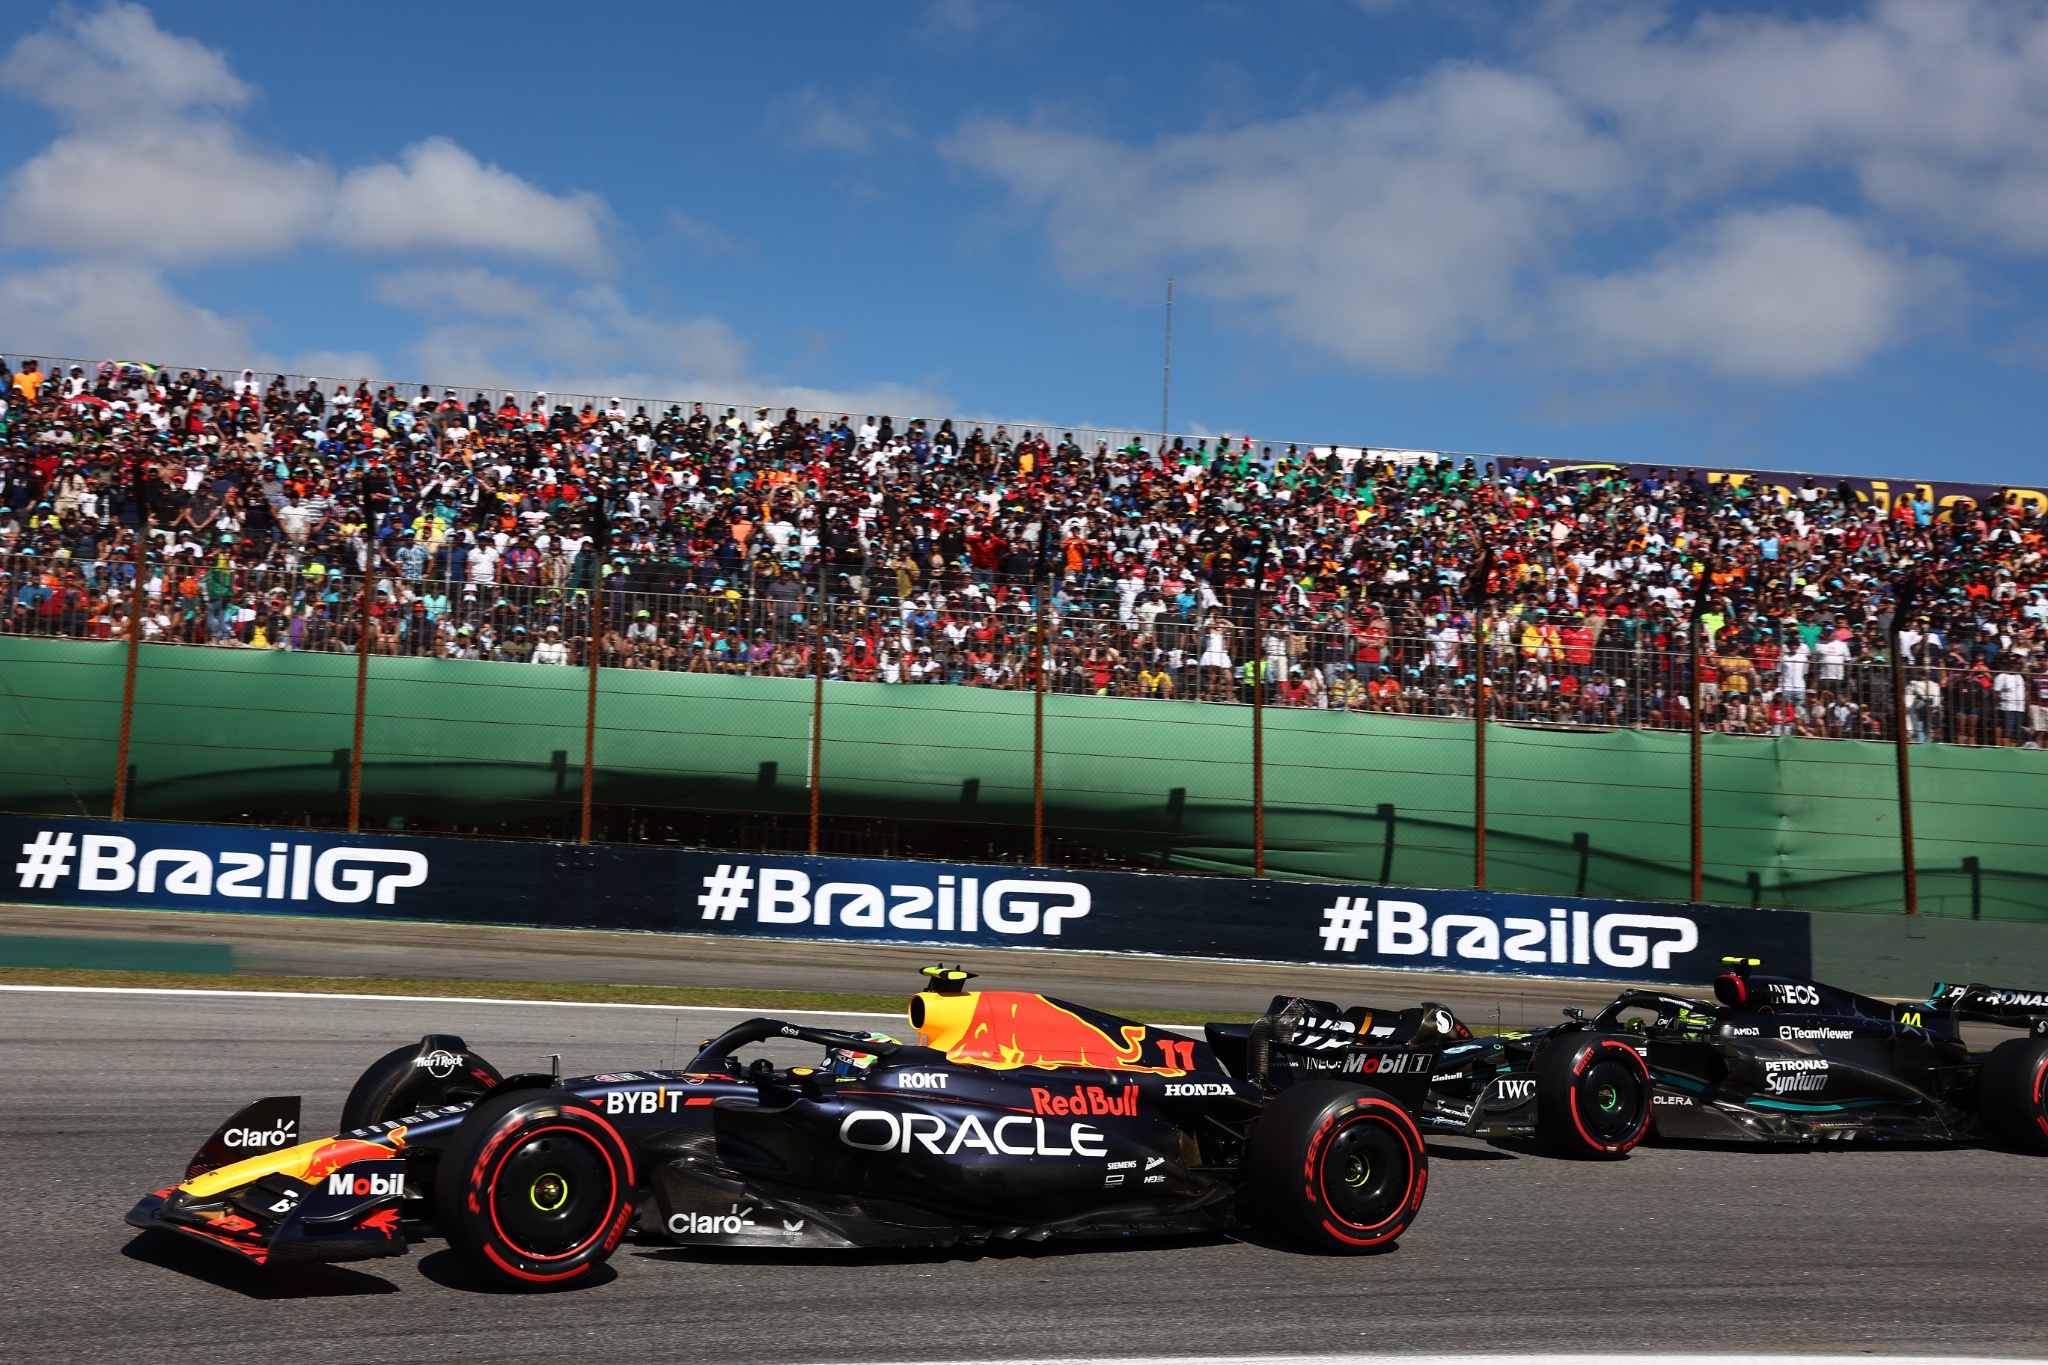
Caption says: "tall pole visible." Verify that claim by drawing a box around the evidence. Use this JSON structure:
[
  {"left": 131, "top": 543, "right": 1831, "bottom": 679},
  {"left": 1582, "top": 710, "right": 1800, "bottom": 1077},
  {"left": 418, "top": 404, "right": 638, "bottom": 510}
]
[
  {"left": 581, "top": 496, "right": 606, "bottom": 844},
  {"left": 1890, "top": 578, "right": 1920, "bottom": 915},
  {"left": 1032, "top": 520, "right": 1049, "bottom": 866},
  {"left": 1689, "top": 567, "right": 1708, "bottom": 903},
  {"left": 110, "top": 456, "right": 148, "bottom": 820},
  {"left": 1161, "top": 278, "right": 1174, "bottom": 441},
  {"left": 1469, "top": 542, "right": 1493, "bottom": 890},
  {"left": 349, "top": 522, "right": 374, "bottom": 835},
  {"left": 1250, "top": 538, "right": 1266, "bottom": 879},
  {"left": 809, "top": 540, "right": 827, "bottom": 855}
]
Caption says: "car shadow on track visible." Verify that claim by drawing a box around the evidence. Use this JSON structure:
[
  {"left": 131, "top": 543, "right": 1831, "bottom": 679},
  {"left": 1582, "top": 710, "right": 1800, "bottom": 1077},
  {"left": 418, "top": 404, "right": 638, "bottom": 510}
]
[
  {"left": 121, "top": 1230, "right": 399, "bottom": 1299},
  {"left": 633, "top": 1230, "right": 1235, "bottom": 1271},
  {"left": 1426, "top": 1140, "right": 1518, "bottom": 1161},
  {"left": 414, "top": 1247, "right": 619, "bottom": 1294}
]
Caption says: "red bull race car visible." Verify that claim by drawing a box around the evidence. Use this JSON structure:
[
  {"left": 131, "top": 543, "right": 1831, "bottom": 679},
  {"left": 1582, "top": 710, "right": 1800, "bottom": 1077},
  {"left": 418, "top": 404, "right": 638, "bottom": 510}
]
[{"left": 123, "top": 967, "right": 1660, "bottom": 1287}]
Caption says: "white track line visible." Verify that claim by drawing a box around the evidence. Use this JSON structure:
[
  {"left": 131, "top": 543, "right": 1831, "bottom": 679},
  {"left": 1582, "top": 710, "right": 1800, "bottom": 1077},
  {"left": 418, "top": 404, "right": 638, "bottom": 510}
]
[
  {"left": 818, "top": 1357, "right": 2045, "bottom": 1365},
  {"left": 0, "top": 982, "right": 1208, "bottom": 1031},
  {"left": 0, "top": 982, "right": 902, "bottom": 1019}
]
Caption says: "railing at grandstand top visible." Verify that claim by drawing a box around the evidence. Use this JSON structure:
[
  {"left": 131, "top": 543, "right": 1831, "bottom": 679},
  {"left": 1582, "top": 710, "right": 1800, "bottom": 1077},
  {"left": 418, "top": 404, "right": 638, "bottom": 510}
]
[
  {"left": 4, "top": 552, "right": 2034, "bottom": 749},
  {"left": 7, "top": 353, "right": 1483, "bottom": 476}
]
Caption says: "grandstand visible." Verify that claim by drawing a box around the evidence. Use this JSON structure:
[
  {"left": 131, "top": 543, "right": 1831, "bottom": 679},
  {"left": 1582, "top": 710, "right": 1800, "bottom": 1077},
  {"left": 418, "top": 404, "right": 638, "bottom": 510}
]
[{"left": 2, "top": 354, "right": 2044, "bottom": 918}]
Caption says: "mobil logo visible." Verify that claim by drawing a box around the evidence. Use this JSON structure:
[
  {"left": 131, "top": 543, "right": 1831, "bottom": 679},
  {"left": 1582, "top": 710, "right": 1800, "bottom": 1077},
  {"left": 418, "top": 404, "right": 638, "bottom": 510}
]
[
  {"left": 326, "top": 1164, "right": 405, "bottom": 1197},
  {"left": 1317, "top": 896, "right": 1701, "bottom": 976},
  {"left": 696, "top": 865, "right": 1088, "bottom": 939}
]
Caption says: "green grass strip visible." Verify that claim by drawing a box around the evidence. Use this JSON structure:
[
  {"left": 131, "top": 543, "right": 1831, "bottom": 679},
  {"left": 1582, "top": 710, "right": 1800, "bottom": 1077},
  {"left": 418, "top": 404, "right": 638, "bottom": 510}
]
[{"left": 0, "top": 966, "right": 1262, "bottom": 1024}]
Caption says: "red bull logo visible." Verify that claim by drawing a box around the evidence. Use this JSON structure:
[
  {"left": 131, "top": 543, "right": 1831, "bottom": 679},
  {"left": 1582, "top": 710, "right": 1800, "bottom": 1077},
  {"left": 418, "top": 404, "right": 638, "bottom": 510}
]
[{"left": 1030, "top": 1084, "right": 1137, "bottom": 1117}]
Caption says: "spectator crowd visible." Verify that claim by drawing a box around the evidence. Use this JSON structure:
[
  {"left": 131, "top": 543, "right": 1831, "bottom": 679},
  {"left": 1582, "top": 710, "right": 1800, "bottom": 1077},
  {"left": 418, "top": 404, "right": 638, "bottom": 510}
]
[{"left": 5, "top": 354, "right": 2048, "bottom": 749}]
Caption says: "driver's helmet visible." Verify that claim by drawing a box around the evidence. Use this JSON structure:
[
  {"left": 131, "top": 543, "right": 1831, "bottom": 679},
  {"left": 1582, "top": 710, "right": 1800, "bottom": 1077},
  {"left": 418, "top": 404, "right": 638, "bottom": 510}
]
[{"left": 824, "top": 1032, "right": 899, "bottom": 1079}]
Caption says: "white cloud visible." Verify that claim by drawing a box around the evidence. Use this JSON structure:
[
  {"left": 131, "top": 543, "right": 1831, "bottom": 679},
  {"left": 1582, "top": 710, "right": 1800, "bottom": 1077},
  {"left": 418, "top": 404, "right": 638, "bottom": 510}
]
[
  {"left": 2, "top": 121, "right": 330, "bottom": 262},
  {"left": 1557, "top": 207, "right": 1920, "bottom": 380},
  {"left": 1544, "top": 0, "right": 2048, "bottom": 253},
  {"left": 953, "top": 0, "right": 2048, "bottom": 382},
  {"left": 0, "top": 0, "right": 249, "bottom": 126},
  {"left": 330, "top": 138, "right": 608, "bottom": 268},
  {"left": 374, "top": 266, "right": 952, "bottom": 417},
  {"left": 0, "top": 4, "right": 608, "bottom": 270},
  {"left": 0, "top": 260, "right": 255, "bottom": 362},
  {"left": 951, "top": 66, "right": 1627, "bottom": 374}
]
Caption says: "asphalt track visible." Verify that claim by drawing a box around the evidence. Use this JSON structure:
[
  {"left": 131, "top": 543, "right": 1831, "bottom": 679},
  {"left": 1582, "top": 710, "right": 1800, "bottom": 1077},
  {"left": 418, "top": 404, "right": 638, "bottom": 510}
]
[
  {"left": 10, "top": 986, "right": 2048, "bottom": 1365},
  {"left": 0, "top": 902, "right": 1636, "bottom": 1026}
]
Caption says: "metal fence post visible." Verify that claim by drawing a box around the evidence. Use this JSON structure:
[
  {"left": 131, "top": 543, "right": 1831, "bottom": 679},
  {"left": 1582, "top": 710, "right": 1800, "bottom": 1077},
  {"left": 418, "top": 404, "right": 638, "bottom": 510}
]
[
  {"left": 1032, "top": 537, "right": 1048, "bottom": 867},
  {"left": 808, "top": 545, "right": 826, "bottom": 856},
  {"left": 348, "top": 535, "right": 374, "bottom": 834},
  {"left": 581, "top": 498, "right": 607, "bottom": 845},
  {"left": 110, "top": 456, "right": 147, "bottom": 820},
  {"left": 1250, "top": 538, "right": 1266, "bottom": 879}
]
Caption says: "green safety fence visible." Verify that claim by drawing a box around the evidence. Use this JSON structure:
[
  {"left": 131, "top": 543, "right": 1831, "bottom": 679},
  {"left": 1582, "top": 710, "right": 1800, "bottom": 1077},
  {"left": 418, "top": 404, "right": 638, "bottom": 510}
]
[{"left": 1, "top": 636, "right": 2043, "bottom": 920}]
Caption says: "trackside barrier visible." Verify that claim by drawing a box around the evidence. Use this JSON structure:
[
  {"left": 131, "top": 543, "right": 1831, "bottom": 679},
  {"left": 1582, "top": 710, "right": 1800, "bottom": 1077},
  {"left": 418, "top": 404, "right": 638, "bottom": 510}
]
[{"left": 4, "top": 814, "right": 1810, "bottom": 986}]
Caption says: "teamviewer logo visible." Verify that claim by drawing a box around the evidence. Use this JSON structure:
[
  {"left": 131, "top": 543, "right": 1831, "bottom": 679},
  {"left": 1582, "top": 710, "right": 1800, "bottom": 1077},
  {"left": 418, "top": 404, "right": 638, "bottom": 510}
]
[{"left": 16, "top": 831, "right": 76, "bottom": 889}]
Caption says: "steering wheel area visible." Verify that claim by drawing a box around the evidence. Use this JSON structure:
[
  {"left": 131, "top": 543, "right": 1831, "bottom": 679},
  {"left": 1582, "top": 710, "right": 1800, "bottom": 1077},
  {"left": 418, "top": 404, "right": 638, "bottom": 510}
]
[{"left": 685, "top": 1017, "right": 901, "bottom": 1082}]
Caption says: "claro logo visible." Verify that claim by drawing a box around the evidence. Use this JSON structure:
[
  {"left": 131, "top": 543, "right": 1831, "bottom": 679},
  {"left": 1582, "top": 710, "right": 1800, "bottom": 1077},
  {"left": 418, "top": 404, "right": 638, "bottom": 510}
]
[
  {"left": 1317, "top": 896, "right": 1700, "bottom": 973},
  {"left": 13, "top": 831, "right": 428, "bottom": 906},
  {"left": 222, "top": 1121, "right": 296, "bottom": 1149},
  {"left": 696, "top": 865, "right": 1088, "bottom": 938}
]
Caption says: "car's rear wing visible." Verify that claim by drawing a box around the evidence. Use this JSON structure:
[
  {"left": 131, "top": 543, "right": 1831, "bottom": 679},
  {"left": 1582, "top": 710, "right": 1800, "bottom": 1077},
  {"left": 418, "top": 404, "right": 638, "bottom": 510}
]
[{"left": 1927, "top": 983, "right": 2048, "bottom": 1033}]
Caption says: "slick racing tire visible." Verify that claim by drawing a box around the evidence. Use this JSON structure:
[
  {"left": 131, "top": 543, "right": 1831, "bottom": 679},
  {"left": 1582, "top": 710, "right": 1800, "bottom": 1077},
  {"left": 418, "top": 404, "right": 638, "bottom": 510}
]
[
  {"left": 1245, "top": 1081, "right": 1427, "bottom": 1253},
  {"left": 1977, "top": 1036, "right": 2048, "bottom": 1153},
  {"left": 437, "top": 1090, "right": 635, "bottom": 1289},
  {"left": 1535, "top": 1033, "right": 1651, "bottom": 1159}
]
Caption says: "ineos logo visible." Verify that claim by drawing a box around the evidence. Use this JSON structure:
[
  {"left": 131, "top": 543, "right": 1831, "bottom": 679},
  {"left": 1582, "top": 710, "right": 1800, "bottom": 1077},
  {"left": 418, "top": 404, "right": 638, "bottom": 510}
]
[{"left": 1768, "top": 983, "right": 1821, "bottom": 1006}]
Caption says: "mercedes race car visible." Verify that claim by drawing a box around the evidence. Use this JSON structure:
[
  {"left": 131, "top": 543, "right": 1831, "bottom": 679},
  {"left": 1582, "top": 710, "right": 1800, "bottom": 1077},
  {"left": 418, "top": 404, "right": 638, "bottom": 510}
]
[
  {"left": 130, "top": 968, "right": 1486, "bottom": 1286},
  {"left": 1581, "top": 958, "right": 2048, "bottom": 1147}
]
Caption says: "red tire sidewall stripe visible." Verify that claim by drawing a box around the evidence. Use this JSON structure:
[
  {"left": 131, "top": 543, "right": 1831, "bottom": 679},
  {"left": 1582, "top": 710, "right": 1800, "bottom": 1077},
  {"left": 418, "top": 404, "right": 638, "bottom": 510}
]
[
  {"left": 1569, "top": 1039, "right": 1649, "bottom": 1154},
  {"left": 481, "top": 1118, "right": 623, "bottom": 1264},
  {"left": 1308, "top": 1097, "right": 1424, "bottom": 1245},
  {"left": 2031, "top": 1053, "right": 2048, "bottom": 1138}
]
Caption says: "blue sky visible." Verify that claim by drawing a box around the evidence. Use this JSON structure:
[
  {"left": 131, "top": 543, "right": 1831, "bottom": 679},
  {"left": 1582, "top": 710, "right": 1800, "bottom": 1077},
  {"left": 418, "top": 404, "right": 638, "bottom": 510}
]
[{"left": 1, "top": 1, "right": 2045, "bottom": 483}]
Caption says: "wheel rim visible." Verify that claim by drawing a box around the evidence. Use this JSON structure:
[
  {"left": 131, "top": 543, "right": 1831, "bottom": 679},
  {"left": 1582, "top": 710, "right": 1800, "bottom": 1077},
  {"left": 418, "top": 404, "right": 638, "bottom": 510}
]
[
  {"left": 1318, "top": 1111, "right": 1412, "bottom": 1231},
  {"left": 1577, "top": 1055, "right": 1645, "bottom": 1142},
  {"left": 489, "top": 1129, "right": 614, "bottom": 1259}
]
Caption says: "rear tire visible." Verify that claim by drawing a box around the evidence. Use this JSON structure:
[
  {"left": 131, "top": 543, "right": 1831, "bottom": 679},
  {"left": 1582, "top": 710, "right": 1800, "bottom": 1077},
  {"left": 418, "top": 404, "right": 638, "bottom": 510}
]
[
  {"left": 436, "top": 1090, "right": 635, "bottom": 1288},
  {"left": 1978, "top": 1037, "right": 2048, "bottom": 1153},
  {"left": 1245, "top": 1081, "right": 1427, "bottom": 1252},
  {"left": 1535, "top": 1033, "right": 1651, "bottom": 1159}
]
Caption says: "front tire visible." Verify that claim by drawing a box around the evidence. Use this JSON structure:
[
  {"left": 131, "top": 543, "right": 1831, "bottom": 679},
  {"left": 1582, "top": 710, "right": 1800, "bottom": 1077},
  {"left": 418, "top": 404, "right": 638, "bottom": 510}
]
[
  {"left": 436, "top": 1090, "right": 635, "bottom": 1288},
  {"left": 1245, "top": 1081, "right": 1427, "bottom": 1252},
  {"left": 1535, "top": 1033, "right": 1651, "bottom": 1159},
  {"left": 1978, "top": 1036, "right": 2048, "bottom": 1153}
]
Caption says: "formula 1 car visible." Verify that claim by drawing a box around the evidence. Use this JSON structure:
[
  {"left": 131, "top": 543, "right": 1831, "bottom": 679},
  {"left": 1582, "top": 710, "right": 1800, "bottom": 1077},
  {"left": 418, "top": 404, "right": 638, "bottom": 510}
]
[
  {"left": 129, "top": 969, "right": 1471, "bottom": 1286},
  {"left": 1578, "top": 958, "right": 2048, "bottom": 1147}
]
